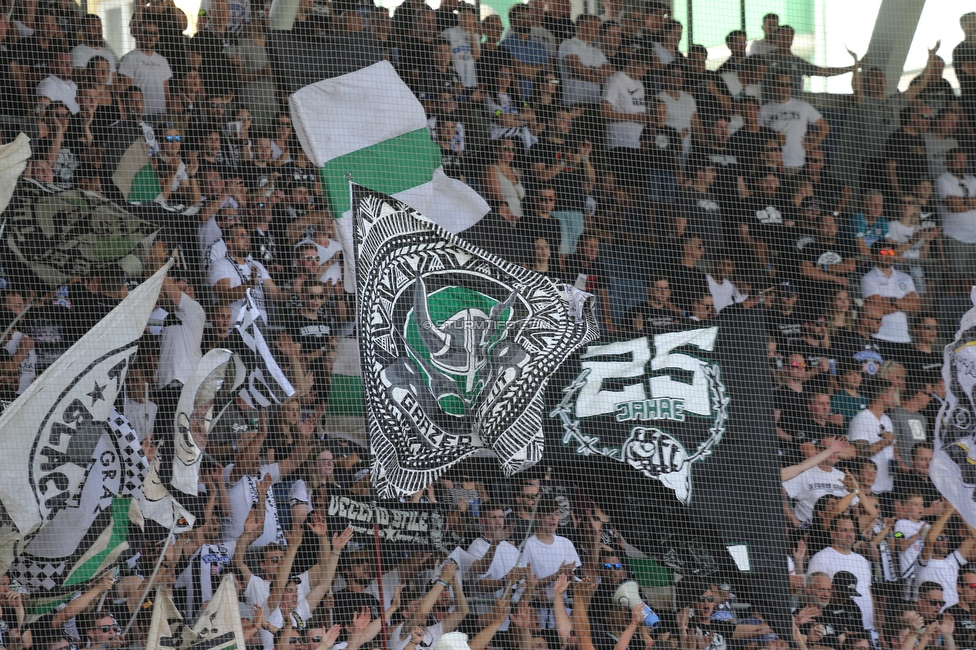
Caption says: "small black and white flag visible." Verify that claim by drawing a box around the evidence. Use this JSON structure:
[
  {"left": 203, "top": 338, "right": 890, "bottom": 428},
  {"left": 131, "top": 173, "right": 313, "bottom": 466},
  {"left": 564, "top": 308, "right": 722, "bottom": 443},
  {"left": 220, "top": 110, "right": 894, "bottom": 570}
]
[
  {"left": 352, "top": 185, "right": 600, "bottom": 498},
  {"left": 231, "top": 291, "right": 295, "bottom": 409}
]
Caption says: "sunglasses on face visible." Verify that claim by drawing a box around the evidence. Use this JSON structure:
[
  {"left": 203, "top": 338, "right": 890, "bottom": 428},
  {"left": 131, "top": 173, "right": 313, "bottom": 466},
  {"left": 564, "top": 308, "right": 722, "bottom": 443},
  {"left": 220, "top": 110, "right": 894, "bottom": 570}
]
[
  {"left": 164, "top": 135, "right": 182, "bottom": 143},
  {"left": 99, "top": 625, "right": 121, "bottom": 634},
  {"left": 301, "top": 255, "right": 318, "bottom": 262},
  {"left": 309, "top": 637, "right": 324, "bottom": 644},
  {"left": 266, "top": 555, "right": 284, "bottom": 563},
  {"left": 307, "top": 293, "right": 325, "bottom": 299},
  {"left": 791, "top": 362, "right": 807, "bottom": 369},
  {"left": 603, "top": 563, "right": 622, "bottom": 570},
  {"left": 289, "top": 638, "right": 304, "bottom": 646},
  {"left": 878, "top": 249, "right": 896, "bottom": 256},
  {"left": 925, "top": 598, "right": 945, "bottom": 607},
  {"left": 698, "top": 595, "right": 715, "bottom": 603}
]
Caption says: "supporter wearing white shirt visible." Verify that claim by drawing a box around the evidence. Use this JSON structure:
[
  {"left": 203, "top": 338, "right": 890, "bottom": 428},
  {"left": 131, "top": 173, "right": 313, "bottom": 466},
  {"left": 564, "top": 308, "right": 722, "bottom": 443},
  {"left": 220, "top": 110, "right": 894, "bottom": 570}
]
[
  {"left": 198, "top": 205, "right": 240, "bottom": 272},
  {"left": 848, "top": 380, "right": 899, "bottom": 494},
  {"left": 747, "top": 14, "right": 779, "bottom": 56},
  {"left": 807, "top": 516, "right": 875, "bottom": 630},
  {"left": 706, "top": 256, "right": 745, "bottom": 312},
  {"left": 71, "top": 15, "right": 117, "bottom": 83},
  {"left": 937, "top": 149, "right": 976, "bottom": 278},
  {"left": 860, "top": 241, "right": 919, "bottom": 344},
  {"left": 915, "top": 505, "right": 976, "bottom": 608},
  {"left": 441, "top": 6, "right": 480, "bottom": 88},
  {"left": 894, "top": 494, "right": 928, "bottom": 592},
  {"left": 601, "top": 52, "right": 652, "bottom": 151},
  {"left": 209, "top": 223, "right": 282, "bottom": 323},
  {"left": 118, "top": 22, "right": 173, "bottom": 116},
  {"left": 657, "top": 63, "right": 698, "bottom": 155},
  {"left": 558, "top": 15, "right": 611, "bottom": 106},
  {"left": 759, "top": 73, "right": 829, "bottom": 168},
  {"left": 390, "top": 561, "right": 469, "bottom": 650},
  {"left": 521, "top": 497, "right": 580, "bottom": 628},
  {"left": 782, "top": 438, "right": 852, "bottom": 526},
  {"left": 37, "top": 50, "right": 79, "bottom": 114},
  {"left": 468, "top": 506, "right": 521, "bottom": 630}
]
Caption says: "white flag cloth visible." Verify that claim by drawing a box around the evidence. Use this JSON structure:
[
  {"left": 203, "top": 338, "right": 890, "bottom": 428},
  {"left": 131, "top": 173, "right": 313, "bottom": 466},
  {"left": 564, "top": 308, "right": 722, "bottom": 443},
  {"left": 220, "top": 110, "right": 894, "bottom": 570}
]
[
  {"left": 0, "top": 262, "right": 170, "bottom": 544},
  {"left": 233, "top": 291, "right": 294, "bottom": 408},
  {"left": 932, "top": 287, "right": 976, "bottom": 528},
  {"left": 289, "top": 60, "right": 489, "bottom": 293},
  {"left": 171, "top": 348, "right": 245, "bottom": 495},
  {"left": 0, "top": 133, "right": 31, "bottom": 215},
  {"left": 146, "top": 574, "right": 246, "bottom": 650}
]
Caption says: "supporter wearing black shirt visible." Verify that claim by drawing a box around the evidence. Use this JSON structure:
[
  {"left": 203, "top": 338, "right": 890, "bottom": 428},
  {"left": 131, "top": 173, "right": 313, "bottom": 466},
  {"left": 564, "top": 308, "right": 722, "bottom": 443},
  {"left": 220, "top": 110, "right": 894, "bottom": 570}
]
[
  {"left": 665, "top": 235, "right": 707, "bottom": 312},
  {"left": 767, "top": 282, "right": 804, "bottom": 348},
  {"left": 798, "top": 213, "right": 856, "bottom": 295},
  {"left": 0, "top": 14, "right": 22, "bottom": 116},
  {"left": 191, "top": 20, "right": 238, "bottom": 98},
  {"left": 519, "top": 187, "right": 563, "bottom": 256},
  {"left": 832, "top": 304, "right": 886, "bottom": 376},
  {"left": 477, "top": 15, "right": 513, "bottom": 89},
  {"left": 794, "top": 311, "right": 835, "bottom": 377},
  {"left": 893, "top": 443, "right": 942, "bottom": 512},
  {"left": 63, "top": 268, "right": 126, "bottom": 345},
  {"left": 625, "top": 275, "right": 681, "bottom": 335},
  {"left": 462, "top": 201, "right": 533, "bottom": 266},
  {"left": 531, "top": 110, "right": 594, "bottom": 214},
  {"left": 739, "top": 172, "right": 794, "bottom": 274},
  {"left": 884, "top": 104, "right": 933, "bottom": 199},
  {"left": 287, "top": 282, "right": 336, "bottom": 400},
  {"left": 781, "top": 389, "right": 845, "bottom": 463},
  {"left": 946, "top": 569, "right": 976, "bottom": 650},
  {"left": 955, "top": 16, "right": 976, "bottom": 130},
  {"left": 775, "top": 350, "right": 810, "bottom": 445},
  {"left": 694, "top": 115, "right": 741, "bottom": 212},
  {"left": 728, "top": 98, "right": 778, "bottom": 178},
  {"left": 542, "top": 7, "right": 575, "bottom": 43},
  {"left": 677, "top": 160, "right": 724, "bottom": 256},
  {"left": 435, "top": 117, "right": 466, "bottom": 182},
  {"left": 895, "top": 314, "right": 942, "bottom": 380},
  {"left": 11, "top": 11, "right": 66, "bottom": 90}
]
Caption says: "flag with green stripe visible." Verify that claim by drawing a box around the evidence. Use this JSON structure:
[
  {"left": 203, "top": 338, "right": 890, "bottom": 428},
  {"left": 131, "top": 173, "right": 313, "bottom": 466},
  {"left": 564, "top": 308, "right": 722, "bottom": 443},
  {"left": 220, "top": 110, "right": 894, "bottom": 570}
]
[{"left": 289, "top": 60, "right": 489, "bottom": 292}]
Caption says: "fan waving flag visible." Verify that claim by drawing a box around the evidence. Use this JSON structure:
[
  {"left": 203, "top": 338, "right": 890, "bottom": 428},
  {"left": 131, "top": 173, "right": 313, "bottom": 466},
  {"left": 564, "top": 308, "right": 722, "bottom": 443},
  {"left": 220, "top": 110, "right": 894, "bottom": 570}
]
[
  {"left": 352, "top": 185, "right": 599, "bottom": 498},
  {"left": 289, "top": 61, "right": 489, "bottom": 292},
  {"left": 932, "top": 288, "right": 976, "bottom": 528},
  {"left": 230, "top": 291, "right": 295, "bottom": 408},
  {"left": 146, "top": 574, "right": 246, "bottom": 650},
  {"left": 0, "top": 262, "right": 170, "bottom": 550}
]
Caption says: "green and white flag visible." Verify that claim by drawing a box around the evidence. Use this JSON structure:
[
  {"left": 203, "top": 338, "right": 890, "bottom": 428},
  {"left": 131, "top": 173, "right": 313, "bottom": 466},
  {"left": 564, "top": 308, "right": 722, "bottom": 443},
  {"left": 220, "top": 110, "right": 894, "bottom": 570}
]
[{"left": 289, "top": 60, "right": 489, "bottom": 292}]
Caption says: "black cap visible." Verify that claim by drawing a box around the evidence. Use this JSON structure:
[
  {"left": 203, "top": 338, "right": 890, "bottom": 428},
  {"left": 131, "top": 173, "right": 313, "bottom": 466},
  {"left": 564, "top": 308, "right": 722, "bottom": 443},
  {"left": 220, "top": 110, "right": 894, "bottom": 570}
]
[{"left": 832, "top": 571, "right": 861, "bottom": 597}]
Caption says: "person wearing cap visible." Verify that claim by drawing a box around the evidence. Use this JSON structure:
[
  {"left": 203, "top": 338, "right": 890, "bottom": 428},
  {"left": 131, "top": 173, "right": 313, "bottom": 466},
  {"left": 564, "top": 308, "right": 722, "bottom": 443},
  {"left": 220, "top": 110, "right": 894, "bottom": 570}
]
[
  {"left": 831, "top": 304, "right": 886, "bottom": 377},
  {"left": 677, "top": 582, "right": 777, "bottom": 650},
  {"left": 807, "top": 516, "right": 875, "bottom": 632},
  {"left": 861, "top": 240, "right": 920, "bottom": 345},
  {"left": 916, "top": 503, "right": 976, "bottom": 609},
  {"left": 824, "top": 571, "right": 867, "bottom": 638}
]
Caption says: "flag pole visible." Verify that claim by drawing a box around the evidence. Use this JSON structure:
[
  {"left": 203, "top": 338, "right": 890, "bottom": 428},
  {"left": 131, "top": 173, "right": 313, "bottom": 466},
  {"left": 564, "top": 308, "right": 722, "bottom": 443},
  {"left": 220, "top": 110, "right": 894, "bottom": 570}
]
[
  {"left": 122, "top": 517, "right": 179, "bottom": 637},
  {"left": 501, "top": 496, "right": 540, "bottom": 601},
  {"left": 372, "top": 504, "right": 389, "bottom": 650}
]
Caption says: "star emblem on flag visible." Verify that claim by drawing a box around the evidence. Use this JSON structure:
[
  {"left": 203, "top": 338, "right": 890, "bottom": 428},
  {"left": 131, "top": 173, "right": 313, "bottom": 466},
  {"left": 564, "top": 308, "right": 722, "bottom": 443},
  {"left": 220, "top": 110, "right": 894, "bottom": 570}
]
[{"left": 87, "top": 381, "right": 105, "bottom": 405}]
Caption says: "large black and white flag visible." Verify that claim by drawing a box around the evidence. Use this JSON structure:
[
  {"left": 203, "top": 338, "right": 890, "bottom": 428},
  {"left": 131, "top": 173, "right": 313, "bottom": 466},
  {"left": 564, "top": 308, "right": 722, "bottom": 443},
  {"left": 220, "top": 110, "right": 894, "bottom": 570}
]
[
  {"left": 352, "top": 185, "right": 599, "bottom": 498},
  {"left": 231, "top": 292, "right": 295, "bottom": 408},
  {"left": 0, "top": 263, "right": 169, "bottom": 550},
  {"left": 932, "top": 288, "right": 976, "bottom": 527},
  {"left": 9, "top": 409, "right": 144, "bottom": 602},
  {"left": 146, "top": 575, "right": 246, "bottom": 650}
]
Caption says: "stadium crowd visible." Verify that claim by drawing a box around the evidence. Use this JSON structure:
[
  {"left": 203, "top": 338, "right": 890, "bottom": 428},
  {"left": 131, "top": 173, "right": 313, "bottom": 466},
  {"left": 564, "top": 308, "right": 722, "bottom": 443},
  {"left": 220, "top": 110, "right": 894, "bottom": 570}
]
[{"left": 2, "top": 2, "right": 976, "bottom": 650}]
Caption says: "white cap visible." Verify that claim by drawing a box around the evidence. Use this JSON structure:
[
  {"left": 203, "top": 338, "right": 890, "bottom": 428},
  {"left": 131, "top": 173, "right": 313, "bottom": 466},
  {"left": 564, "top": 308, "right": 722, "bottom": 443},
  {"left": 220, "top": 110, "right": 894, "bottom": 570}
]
[{"left": 434, "top": 632, "right": 471, "bottom": 650}]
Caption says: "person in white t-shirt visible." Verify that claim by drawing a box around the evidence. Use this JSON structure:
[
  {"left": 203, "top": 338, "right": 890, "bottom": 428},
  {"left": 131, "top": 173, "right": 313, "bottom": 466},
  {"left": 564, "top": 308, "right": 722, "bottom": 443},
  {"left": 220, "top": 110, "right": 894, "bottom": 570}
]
[
  {"left": 860, "top": 240, "right": 920, "bottom": 344},
  {"left": 848, "top": 380, "right": 899, "bottom": 495},
  {"left": 937, "top": 148, "right": 976, "bottom": 280},
  {"left": 467, "top": 506, "right": 522, "bottom": 629},
  {"left": 807, "top": 516, "right": 875, "bottom": 631},
  {"left": 521, "top": 497, "right": 580, "bottom": 628},
  {"left": 71, "top": 15, "right": 117, "bottom": 83},
  {"left": 747, "top": 13, "right": 779, "bottom": 56},
  {"left": 894, "top": 493, "right": 930, "bottom": 594},
  {"left": 558, "top": 14, "right": 612, "bottom": 106},
  {"left": 222, "top": 422, "right": 312, "bottom": 554},
  {"left": 441, "top": 5, "right": 480, "bottom": 89},
  {"left": 37, "top": 49, "right": 79, "bottom": 114},
  {"left": 782, "top": 436, "right": 855, "bottom": 525},
  {"left": 916, "top": 503, "right": 976, "bottom": 608},
  {"left": 601, "top": 50, "right": 653, "bottom": 189},
  {"left": 759, "top": 73, "right": 829, "bottom": 168},
  {"left": 657, "top": 63, "right": 699, "bottom": 156},
  {"left": 199, "top": 205, "right": 241, "bottom": 273},
  {"left": 117, "top": 22, "right": 173, "bottom": 116},
  {"left": 210, "top": 223, "right": 283, "bottom": 323},
  {"left": 390, "top": 561, "right": 469, "bottom": 650}
]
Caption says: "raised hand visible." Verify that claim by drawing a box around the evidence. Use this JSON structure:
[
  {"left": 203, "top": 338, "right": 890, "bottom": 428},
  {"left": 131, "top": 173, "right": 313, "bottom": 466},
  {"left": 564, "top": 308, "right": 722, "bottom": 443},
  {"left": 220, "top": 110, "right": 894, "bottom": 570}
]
[
  {"left": 332, "top": 526, "right": 355, "bottom": 552},
  {"left": 553, "top": 574, "right": 570, "bottom": 598},
  {"left": 439, "top": 559, "right": 458, "bottom": 583},
  {"left": 318, "top": 624, "right": 342, "bottom": 650}
]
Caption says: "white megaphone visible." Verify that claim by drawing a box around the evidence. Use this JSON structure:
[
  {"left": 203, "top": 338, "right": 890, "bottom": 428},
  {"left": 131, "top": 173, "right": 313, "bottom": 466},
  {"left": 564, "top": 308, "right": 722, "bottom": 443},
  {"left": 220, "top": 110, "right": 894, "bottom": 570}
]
[{"left": 612, "top": 580, "right": 661, "bottom": 629}]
